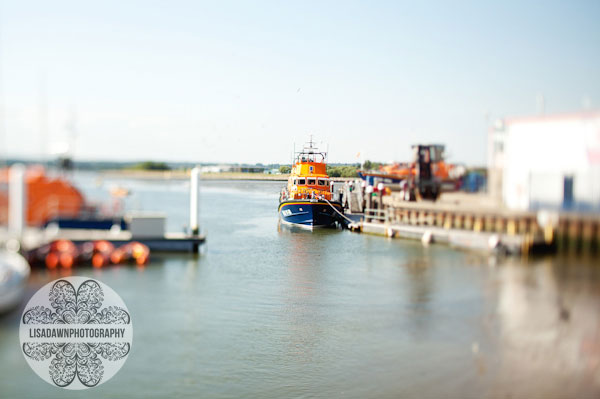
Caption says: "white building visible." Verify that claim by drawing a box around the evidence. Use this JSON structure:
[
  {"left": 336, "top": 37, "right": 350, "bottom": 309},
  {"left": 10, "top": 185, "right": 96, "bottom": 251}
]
[
  {"left": 200, "top": 164, "right": 233, "bottom": 173},
  {"left": 488, "top": 111, "right": 600, "bottom": 211}
]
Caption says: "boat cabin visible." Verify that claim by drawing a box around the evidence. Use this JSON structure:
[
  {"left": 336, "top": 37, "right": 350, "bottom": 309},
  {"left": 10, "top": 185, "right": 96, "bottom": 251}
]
[{"left": 284, "top": 140, "right": 333, "bottom": 201}]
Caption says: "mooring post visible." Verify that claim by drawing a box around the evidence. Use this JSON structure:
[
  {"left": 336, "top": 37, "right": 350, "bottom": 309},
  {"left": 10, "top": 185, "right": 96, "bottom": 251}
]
[
  {"left": 190, "top": 167, "right": 200, "bottom": 236},
  {"left": 8, "top": 163, "right": 26, "bottom": 238}
]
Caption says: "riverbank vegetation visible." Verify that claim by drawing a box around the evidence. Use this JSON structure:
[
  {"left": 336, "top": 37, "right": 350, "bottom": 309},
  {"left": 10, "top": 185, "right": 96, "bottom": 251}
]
[{"left": 128, "top": 161, "right": 171, "bottom": 171}]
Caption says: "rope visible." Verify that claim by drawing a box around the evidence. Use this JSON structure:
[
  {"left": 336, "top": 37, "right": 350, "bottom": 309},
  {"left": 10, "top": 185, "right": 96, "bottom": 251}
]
[{"left": 321, "top": 197, "right": 354, "bottom": 225}]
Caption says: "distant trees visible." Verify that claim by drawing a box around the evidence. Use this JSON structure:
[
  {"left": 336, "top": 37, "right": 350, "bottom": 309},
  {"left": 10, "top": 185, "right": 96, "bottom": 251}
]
[
  {"left": 327, "top": 165, "right": 358, "bottom": 177},
  {"left": 279, "top": 165, "right": 291, "bottom": 174},
  {"left": 362, "top": 160, "right": 382, "bottom": 171},
  {"left": 131, "top": 161, "right": 171, "bottom": 171}
]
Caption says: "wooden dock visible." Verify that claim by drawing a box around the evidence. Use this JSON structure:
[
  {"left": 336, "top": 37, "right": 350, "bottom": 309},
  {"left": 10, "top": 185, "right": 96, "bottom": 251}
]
[
  {"left": 0, "top": 227, "right": 206, "bottom": 254},
  {"left": 346, "top": 192, "right": 600, "bottom": 254},
  {"left": 355, "top": 219, "right": 542, "bottom": 254}
]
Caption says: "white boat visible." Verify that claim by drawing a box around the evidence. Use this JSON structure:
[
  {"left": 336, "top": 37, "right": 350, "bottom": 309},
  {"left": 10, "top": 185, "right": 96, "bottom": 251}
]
[{"left": 0, "top": 250, "right": 30, "bottom": 314}]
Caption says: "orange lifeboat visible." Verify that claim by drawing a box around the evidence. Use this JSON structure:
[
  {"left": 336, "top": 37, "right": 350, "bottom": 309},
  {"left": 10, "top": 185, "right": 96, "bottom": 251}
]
[
  {"left": 0, "top": 166, "right": 84, "bottom": 226},
  {"left": 278, "top": 138, "right": 344, "bottom": 228}
]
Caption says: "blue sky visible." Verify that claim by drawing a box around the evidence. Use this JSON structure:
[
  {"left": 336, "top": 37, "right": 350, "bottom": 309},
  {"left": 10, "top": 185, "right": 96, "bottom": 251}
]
[{"left": 0, "top": 0, "right": 598, "bottom": 165}]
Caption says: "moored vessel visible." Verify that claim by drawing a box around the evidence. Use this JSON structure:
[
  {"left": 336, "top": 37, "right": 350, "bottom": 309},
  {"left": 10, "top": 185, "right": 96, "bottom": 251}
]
[
  {"left": 0, "top": 250, "right": 30, "bottom": 313},
  {"left": 279, "top": 138, "right": 343, "bottom": 228}
]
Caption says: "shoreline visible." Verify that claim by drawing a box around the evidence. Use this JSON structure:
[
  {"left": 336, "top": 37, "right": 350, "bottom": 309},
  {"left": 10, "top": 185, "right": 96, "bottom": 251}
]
[
  {"left": 98, "top": 170, "right": 356, "bottom": 182},
  {"left": 99, "top": 170, "right": 289, "bottom": 181}
]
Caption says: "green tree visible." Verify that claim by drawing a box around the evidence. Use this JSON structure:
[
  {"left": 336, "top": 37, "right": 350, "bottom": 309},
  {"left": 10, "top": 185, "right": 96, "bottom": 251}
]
[
  {"left": 327, "top": 166, "right": 341, "bottom": 177},
  {"left": 279, "top": 165, "right": 291, "bottom": 174},
  {"left": 327, "top": 165, "right": 358, "bottom": 178},
  {"left": 340, "top": 166, "right": 358, "bottom": 177},
  {"left": 362, "top": 160, "right": 382, "bottom": 170}
]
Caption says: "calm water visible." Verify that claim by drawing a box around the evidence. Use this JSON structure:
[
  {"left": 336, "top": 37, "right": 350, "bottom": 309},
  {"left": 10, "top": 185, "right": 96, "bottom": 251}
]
[{"left": 1, "top": 175, "right": 599, "bottom": 398}]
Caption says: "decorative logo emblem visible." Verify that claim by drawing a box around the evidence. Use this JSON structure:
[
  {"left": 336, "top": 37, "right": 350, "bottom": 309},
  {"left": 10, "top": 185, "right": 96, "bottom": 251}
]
[{"left": 19, "top": 277, "right": 132, "bottom": 389}]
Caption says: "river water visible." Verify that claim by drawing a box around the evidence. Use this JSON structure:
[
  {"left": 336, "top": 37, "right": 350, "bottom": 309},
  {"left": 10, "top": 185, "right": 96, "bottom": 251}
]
[{"left": 0, "top": 175, "right": 599, "bottom": 398}]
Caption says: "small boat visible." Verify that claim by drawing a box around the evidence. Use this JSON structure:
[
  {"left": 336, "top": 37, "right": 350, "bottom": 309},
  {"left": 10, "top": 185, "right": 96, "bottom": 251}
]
[{"left": 279, "top": 138, "right": 344, "bottom": 228}]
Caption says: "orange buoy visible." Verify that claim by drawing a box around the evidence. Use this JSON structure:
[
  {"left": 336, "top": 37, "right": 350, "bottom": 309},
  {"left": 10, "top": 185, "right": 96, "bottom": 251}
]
[
  {"left": 94, "top": 240, "right": 114, "bottom": 254},
  {"left": 130, "top": 242, "right": 150, "bottom": 265},
  {"left": 52, "top": 239, "right": 76, "bottom": 253},
  {"left": 59, "top": 252, "right": 74, "bottom": 268},
  {"left": 110, "top": 249, "right": 124, "bottom": 264},
  {"left": 92, "top": 253, "right": 109, "bottom": 268},
  {"left": 45, "top": 252, "right": 59, "bottom": 269},
  {"left": 135, "top": 254, "right": 149, "bottom": 265}
]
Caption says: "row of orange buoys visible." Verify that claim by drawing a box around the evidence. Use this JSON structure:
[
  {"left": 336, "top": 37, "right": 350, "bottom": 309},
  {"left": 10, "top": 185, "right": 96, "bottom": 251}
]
[{"left": 28, "top": 240, "right": 150, "bottom": 268}]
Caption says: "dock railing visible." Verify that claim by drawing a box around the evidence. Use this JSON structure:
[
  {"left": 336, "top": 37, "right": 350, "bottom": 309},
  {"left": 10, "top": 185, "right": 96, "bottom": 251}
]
[
  {"left": 364, "top": 208, "right": 387, "bottom": 223},
  {"left": 382, "top": 195, "right": 541, "bottom": 235}
]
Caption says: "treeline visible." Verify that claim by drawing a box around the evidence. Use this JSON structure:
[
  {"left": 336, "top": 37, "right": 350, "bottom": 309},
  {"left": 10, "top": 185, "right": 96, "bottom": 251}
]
[
  {"left": 4, "top": 157, "right": 385, "bottom": 175},
  {"left": 327, "top": 165, "right": 359, "bottom": 177},
  {"left": 128, "top": 161, "right": 171, "bottom": 171},
  {"left": 362, "top": 160, "right": 383, "bottom": 170},
  {"left": 326, "top": 160, "right": 383, "bottom": 177}
]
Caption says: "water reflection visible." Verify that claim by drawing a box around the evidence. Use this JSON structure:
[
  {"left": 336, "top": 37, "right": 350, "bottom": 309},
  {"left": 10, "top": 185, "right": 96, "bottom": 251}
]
[
  {"left": 491, "top": 256, "right": 600, "bottom": 396},
  {"left": 279, "top": 225, "right": 330, "bottom": 366},
  {"left": 402, "top": 256, "right": 434, "bottom": 336},
  {"left": 403, "top": 256, "right": 434, "bottom": 307}
]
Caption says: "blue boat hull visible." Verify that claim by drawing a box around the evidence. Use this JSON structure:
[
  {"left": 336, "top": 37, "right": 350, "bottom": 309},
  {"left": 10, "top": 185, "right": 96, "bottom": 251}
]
[
  {"left": 44, "top": 217, "right": 128, "bottom": 230},
  {"left": 278, "top": 200, "right": 343, "bottom": 228}
]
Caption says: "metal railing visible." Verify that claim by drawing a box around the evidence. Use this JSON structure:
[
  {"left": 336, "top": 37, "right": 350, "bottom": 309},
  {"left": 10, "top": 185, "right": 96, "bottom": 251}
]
[{"left": 364, "top": 208, "right": 388, "bottom": 222}]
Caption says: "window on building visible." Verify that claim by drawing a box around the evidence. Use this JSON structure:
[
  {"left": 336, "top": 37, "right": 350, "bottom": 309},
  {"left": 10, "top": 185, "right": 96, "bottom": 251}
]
[
  {"left": 297, "top": 178, "right": 305, "bottom": 185},
  {"left": 307, "top": 178, "right": 316, "bottom": 185}
]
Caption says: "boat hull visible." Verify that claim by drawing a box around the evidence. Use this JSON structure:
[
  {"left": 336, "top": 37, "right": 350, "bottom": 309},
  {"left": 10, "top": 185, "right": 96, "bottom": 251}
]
[
  {"left": 278, "top": 200, "right": 343, "bottom": 228},
  {"left": 0, "top": 251, "right": 30, "bottom": 314},
  {"left": 44, "top": 217, "right": 128, "bottom": 230}
]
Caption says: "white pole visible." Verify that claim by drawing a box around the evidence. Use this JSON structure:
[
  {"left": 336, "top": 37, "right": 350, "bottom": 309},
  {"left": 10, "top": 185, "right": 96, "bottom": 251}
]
[
  {"left": 190, "top": 167, "right": 200, "bottom": 235},
  {"left": 8, "top": 163, "right": 26, "bottom": 237}
]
